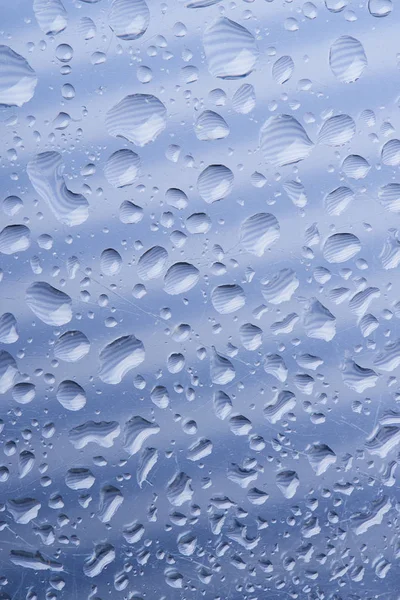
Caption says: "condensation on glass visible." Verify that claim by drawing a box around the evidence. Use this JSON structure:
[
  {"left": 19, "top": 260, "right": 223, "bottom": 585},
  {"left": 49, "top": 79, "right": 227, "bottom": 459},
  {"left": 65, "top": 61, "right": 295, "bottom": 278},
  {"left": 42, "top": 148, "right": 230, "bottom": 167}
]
[{"left": 0, "top": 0, "right": 398, "bottom": 598}]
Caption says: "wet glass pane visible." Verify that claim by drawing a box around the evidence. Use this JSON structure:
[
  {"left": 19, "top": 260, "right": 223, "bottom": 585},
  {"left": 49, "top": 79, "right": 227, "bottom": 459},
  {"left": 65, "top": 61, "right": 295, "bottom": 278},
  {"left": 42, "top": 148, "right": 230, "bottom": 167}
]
[{"left": 0, "top": 0, "right": 398, "bottom": 598}]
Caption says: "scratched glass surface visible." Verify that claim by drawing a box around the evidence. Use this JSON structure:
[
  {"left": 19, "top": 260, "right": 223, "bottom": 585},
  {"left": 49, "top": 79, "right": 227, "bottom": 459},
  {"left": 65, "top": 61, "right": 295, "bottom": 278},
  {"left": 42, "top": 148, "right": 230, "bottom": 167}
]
[{"left": 0, "top": 0, "right": 399, "bottom": 598}]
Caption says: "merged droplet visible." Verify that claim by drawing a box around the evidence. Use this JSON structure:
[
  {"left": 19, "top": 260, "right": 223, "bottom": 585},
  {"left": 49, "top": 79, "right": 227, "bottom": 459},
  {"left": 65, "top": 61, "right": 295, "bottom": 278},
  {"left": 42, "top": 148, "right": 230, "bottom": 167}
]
[
  {"left": 84, "top": 544, "right": 115, "bottom": 578},
  {"left": 342, "top": 358, "right": 378, "bottom": 393},
  {"left": 98, "top": 335, "right": 145, "bottom": 384},
  {"left": 276, "top": 470, "right": 299, "bottom": 498},
  {"left": 239, "top": 323, "right": 262, "bottom": 350},
  {"left": 210, "top": 347, "right": 235, "bottom": 384},
  {"left": 261, "top": 268, "right": 299, "bottom": 304},
  {"left": 27, "top": 152, "right": 89, "bottom": 226},
  {"left": 123, "top": 416, "right": 159, "bottom": 455},
  {"left": 25, "top": 282, "right": 72, "bottom": 326},
  {"left": 239, "top": 212, "right": 280, "bottom": 256},
  {"left": 303, "top": 298, "right": 336, "bottom": 341},
  {"left": 306, "top": 443, "right": 337, "bottom": 475},
  {"left": 69, "top": 421, "right": 120, "bottom": 449},
  {"left": 264, "top": 390, "right": 296, "bottom": 424},
  {"left": 167, "top": 471, "right": 194, "bottom": 506}
]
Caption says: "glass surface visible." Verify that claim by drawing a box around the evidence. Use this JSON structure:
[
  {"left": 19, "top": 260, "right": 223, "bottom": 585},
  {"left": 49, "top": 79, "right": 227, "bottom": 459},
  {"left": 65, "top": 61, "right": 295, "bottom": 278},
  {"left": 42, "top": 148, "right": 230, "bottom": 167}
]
[{"left": 0, "top": 0, "right": 399, "bottom": 598}]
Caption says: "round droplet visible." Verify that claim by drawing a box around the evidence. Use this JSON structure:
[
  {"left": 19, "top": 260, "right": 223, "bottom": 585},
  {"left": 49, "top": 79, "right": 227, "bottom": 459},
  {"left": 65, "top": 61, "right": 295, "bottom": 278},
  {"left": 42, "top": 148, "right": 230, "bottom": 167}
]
[
  {"left": 26, "top": 282, "right": 72, "bottom": 326},
  {"left": 137, "top": 246, "right": 168, "bottom": 280},
  {"left": 2, "top": 195, "right": 23, "bottom": 216},
  {"left": 323, "top": 233, "right": 361, "bottom": 263},
  {"left": 197, "top": 164, "right": 234, "bottom": 203},
  {"left": 106, "top": 94, "right": 167, "bottom": 146},
  {"left": 56, "top": 380, "right": 86, "bottom": 411},
  {"left": 240, "top": 212, "right": 280, "bottom": 256},
  {"left": 12, "top": 382, "right": 35, "bottom": 405},
  {"left": 0, "top": 351, "right": 18, "bottom": 394},
  {"left": 318, "top": 114, "right": 355, "bottom": 146},
  {"left": 368, "top": 0, "right": 392, "bottom": 17},
  {"left": 272, "top": 55, "right": 294, "bottom": 84},
  {"left": 325, "top": 0, "right": 347, "bottom": 11},
  {"left": 119, "top": 200, "right": 143, "bottom": 224},
  {"left": 79, "top": 16, "right": 97, "bottom": 39},
  {"left": 33, "top": 0, "right": 68, "bottom": 34},
  {"left": 211, "top": 284, "right": 246, "bottom": 314},
  {"left": 165, "top": 188, "right": 188, "bottom": 210},
  {"left": 381, "top": 139, "right": 400, "bottom": 166},
  {"left": 62, "top": 83, "right": 75, "bottom": 99},
  {"left": 186, "top": 213, "right": 211, "bottom": 234},
  {"left": 303, "top": 2, "right": 318, "bottom": 18},
  {"left": 137, "top": 65, "right": 153, "bottom": 83},
  {"left": 109, "top": 0, "right": 150, "bottom": 40},
  {"left": 104, "top": 149, "right": 141, "bottom": 187},
  {"left": 325, "top": 186, "right": 354, "bottom": 216},
  {"left": 341, "top": 154, "right": 370, "bottom": 179},
  {"left": 194, "top": 110, "right": 229, "bottom": 141},
  {"left": 203, "top": 17, "right": 258, "bottom": 79},
  {"left": 0, "top": 225, "right": 30, "bottom": 254},
  {"left": 0, "top": 313, "right": 18, "bottom": 344},
  {"left": 56, "top": 43, "right": 73, "bottom": 62},
  {"left": 329, "top": 36, "right": 367, "bottom": 83},
  {"left": 54, "top": 331, "right": 90, "bottom": 363},
  {"left": 232, "top": 84, "right": 256, "bottom": 114},
  {"left": 260, "top": 114, "right": 313, "bottom": 167},
  {"left": 100, "top": 248, "right": 122, "bottom": 276},
  {"left": 379, "top": 184, "right": 400, "bottom": 212},
  {"left": 0, "top": 45, "right": 37, "bottom": 107},
  {"left": 164, "top": 262, "right": 200, "bottom": 295}
]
